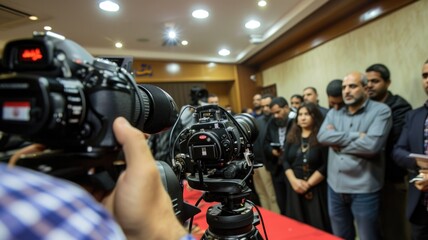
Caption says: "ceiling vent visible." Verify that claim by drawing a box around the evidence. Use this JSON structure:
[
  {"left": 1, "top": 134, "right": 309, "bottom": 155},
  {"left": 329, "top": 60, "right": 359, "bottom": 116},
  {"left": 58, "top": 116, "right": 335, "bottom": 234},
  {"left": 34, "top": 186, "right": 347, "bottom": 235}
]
[{"left": 0, "top": 4, "right": 32, "bottom": 30}]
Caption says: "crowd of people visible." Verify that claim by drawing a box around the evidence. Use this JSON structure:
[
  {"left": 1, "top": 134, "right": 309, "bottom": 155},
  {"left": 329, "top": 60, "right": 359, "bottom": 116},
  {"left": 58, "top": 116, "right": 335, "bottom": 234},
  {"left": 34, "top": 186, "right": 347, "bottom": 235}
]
[
  {"left": 250, "top": 61, "right": 428, "bottom": 240},
  {"left": 1, "top": 60, "right": 428, "bottom": 240}
]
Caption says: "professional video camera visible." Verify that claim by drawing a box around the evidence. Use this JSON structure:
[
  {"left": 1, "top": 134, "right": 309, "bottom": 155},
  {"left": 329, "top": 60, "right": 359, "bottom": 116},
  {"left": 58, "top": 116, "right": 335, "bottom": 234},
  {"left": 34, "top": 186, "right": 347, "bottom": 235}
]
[
  {"left": 0, "top": 32, "right": 202, "bottom": 224},
  {"left": 173, "top": 105, "right": 265, "bottom": 239},
  {"left": 0, "top": 31, "right": 178, "bottom": 183}
]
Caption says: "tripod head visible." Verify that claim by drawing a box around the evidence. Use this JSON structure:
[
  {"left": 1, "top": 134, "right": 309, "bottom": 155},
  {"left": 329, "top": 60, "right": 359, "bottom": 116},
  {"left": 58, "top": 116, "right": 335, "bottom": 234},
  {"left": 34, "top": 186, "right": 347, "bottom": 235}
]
[{"left": 199, "top": 182, "right": 263, "bottom": 240}]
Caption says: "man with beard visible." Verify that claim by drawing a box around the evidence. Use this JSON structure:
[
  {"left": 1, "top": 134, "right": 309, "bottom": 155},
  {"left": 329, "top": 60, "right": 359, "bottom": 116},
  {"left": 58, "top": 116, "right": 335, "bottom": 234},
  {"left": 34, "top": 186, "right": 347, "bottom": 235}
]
[
  {"left": 366, "top": 63, "right": 412, "bottom": 240},
  {"left": 264, "top": 96, "right": 295, "bottom": 215},
  {"left": 252, "top": 93, "right": 263, "bottom": 118},
  {"left": 252, "top": 94, "right": 280, "bottom": 213},
  {"left": 393, "top": 59, "right": 428, "bottom": 239},
  {"left": 317, "top": 72, "right": 392, "bottom": 240}
]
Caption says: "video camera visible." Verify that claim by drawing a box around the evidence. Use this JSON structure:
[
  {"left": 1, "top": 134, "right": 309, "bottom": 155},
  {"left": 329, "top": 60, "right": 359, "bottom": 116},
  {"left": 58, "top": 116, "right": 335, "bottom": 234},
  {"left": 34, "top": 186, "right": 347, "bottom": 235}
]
[
  {"left": 0, "top": 32, "right": 204, "bottom": 224},
  {"left": 172, "top": 105, "right": 264, "bottom": 239},
  {"left": 174, "top": 105, "right": 258, "bottom": 190},
  {"left": 0, "top": 32, "right": 178, "bottom": 183}
]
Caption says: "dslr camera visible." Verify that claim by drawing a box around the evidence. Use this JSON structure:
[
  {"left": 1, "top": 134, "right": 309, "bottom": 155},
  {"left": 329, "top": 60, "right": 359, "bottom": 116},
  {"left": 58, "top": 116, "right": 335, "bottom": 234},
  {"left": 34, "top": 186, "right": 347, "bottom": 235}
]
[{"left": 0, "top": 32, "right": 178, "bottom": 181}]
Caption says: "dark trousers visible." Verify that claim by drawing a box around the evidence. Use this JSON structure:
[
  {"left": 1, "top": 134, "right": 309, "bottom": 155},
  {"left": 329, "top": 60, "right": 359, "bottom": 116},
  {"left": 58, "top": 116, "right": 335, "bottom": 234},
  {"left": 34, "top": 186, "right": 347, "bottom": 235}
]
[
  {"left": 271, "top": 171, "right": 287, "bottom": 215},
  {"left": 410, "top": 200, "right": 428, "bottom": 240}
]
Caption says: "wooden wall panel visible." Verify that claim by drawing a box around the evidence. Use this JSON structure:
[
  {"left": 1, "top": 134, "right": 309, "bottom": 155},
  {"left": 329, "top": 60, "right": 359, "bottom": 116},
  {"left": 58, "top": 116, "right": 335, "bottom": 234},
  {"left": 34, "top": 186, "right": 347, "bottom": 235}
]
[{"left": 132, "top": 60, "right": 235, "bottom": 83}]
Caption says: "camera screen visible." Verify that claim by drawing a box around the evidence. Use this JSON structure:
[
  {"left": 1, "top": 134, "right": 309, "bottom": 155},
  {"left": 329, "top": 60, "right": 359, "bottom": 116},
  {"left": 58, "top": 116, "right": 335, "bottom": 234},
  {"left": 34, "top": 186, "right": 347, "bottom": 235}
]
[
  {"left": 2, "top": 101, "right": 31, "bottom": 122},
  {"left": 18, "top": 46, "right": 44, "bottom": 63}
]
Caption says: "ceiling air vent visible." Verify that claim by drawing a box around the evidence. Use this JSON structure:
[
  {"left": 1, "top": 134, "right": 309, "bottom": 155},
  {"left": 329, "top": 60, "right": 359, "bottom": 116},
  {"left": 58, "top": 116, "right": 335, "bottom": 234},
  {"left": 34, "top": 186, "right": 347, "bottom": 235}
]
[{"left": 0, "top": 4, "right": 32, "bottom": 30}]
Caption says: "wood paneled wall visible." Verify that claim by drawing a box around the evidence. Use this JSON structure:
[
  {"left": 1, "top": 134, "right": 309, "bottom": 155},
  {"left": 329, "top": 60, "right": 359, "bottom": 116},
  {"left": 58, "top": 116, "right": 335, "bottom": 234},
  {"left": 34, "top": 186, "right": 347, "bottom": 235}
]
[{"left": 132, "top": 60, "right": 258, "bottom": 112}]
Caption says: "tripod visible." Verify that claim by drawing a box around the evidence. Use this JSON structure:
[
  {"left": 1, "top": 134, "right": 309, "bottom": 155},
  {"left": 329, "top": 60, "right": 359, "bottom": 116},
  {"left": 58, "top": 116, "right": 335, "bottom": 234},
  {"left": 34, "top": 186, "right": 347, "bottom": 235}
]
[{"left": 187, "top": 176, "right": 264, "bottom": 240}]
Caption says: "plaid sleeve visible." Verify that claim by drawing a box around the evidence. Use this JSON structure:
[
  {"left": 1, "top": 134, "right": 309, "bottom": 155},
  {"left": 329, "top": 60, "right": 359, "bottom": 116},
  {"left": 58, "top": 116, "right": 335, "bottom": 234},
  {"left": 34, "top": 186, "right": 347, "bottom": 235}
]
[{"left": 0, "top": 163, "right": 125, "bottom": 240}]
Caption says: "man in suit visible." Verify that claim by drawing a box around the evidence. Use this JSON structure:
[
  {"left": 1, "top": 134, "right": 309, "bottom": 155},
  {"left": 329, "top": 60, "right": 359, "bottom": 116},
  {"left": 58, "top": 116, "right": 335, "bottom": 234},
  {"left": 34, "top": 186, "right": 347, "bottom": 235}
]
[
  {"left": 303, "top": 86, "right": 329, "bottom": 116},
  {"left": 393, "top": 59, "right": 428, "bottom": 239},
  {"left": 252, "top": 94, "right": 280, "bottom": 213},
  {"left": 264, "top": 96, "right": 295, "bottom": 215}
]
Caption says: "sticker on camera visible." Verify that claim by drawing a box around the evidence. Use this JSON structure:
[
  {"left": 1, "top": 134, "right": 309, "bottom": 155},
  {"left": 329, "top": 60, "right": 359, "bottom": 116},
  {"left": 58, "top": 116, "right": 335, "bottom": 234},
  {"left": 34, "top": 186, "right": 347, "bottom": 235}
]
[{"left": 2, "top": 101, "right": 31, "bottom": 121}]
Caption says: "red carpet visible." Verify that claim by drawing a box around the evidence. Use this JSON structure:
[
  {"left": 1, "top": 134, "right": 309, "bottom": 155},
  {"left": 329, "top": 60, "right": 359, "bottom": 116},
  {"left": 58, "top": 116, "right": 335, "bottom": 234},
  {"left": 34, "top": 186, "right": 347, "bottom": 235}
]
[{"left": 183, "top": 181, "right": 342, "bottom": 240}]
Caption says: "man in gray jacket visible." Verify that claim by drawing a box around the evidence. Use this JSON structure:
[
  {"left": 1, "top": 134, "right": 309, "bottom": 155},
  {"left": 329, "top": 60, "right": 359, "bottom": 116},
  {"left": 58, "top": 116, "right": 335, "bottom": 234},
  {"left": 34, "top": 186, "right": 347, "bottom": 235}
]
[{"left": 317, "top": 71, "right": 392, "bottom": 240}]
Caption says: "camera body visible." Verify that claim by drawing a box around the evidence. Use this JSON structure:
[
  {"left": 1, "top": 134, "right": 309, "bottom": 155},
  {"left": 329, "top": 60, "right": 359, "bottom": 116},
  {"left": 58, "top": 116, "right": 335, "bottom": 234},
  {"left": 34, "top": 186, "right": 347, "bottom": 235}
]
[
  {"left": 0, "top": 32, "right": 177, "bottom": 151},
  {"left": 174, "top": 105, "right": 258, "bottom": 193}
]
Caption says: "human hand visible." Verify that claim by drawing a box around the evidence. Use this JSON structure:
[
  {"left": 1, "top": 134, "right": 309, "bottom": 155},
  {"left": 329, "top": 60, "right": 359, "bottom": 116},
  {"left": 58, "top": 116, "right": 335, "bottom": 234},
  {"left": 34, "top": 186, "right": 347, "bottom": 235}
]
[
  {"left": 359, "top": 132, "right": 366, "bottom": 138},
  {"left": 331, "top": 146, "right": 341, "bottom": 152},
  {"left": 102, "top": 117, "right": 187, "bottom": 240},
  {"left": 414, "top": 178, "right": 428, "bottom": 192},
  {"left": 272, "top": 149, "right": 281, "bottom": 157},
  {"left": 290, "top": 178, "right": 310, "bottom": 194},
  {"left": 416, "top": 158, "right": 428, "bottom": 169},
  {"left": 414, "top": 170, "right": 428, "bottom": 192},
  {"left": 326, "top": 124, "right": 335, "bottom": 130}
]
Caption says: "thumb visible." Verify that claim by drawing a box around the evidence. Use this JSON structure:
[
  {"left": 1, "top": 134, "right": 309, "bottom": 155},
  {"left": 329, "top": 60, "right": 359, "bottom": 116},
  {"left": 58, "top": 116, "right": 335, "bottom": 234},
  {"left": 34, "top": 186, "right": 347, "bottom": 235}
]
[{"left": 112, "top": 117, "right": 157, "bottom": 177}]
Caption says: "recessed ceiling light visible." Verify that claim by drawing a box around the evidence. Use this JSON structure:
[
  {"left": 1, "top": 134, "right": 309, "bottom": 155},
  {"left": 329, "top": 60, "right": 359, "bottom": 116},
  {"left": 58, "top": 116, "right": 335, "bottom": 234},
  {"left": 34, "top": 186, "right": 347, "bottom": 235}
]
[
  {"left": 181, "top": 40, "right": 189, "bottom": 46},
  {"left": 245, "top": 20, "right": 261, "bottom": 29},
  {"left": 28, "top": 16, "right": 38, "bottom": 21},
  {"left": 192, "top": 9, "right": 209, "bottom": 19},
  {"left": 115, "top": 42, "right": 123, "bottom": 48},
  {"left": 44, "top": 26, "right": 52, "bottom": 31},
  {"left": 99, "top": 0, "right": 120, "bottom": 12},
  {"left": 258, "top": 0, "right": 267, "bottom": 7},
  {"left": 168, "top": 30, "right": 177, "bottom": 39},
  {"left": 218, "top": 49, "right": 230, "bottom": 56}
]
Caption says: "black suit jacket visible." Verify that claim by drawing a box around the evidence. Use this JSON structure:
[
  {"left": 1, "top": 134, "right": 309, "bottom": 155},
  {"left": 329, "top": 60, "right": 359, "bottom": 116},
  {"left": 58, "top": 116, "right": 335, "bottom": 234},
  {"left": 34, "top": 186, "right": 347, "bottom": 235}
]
[
  {"left": 264, "top": 117, "right": 294, "bottom": 175},
  {"left": 393, "top": 104, "right": 428, "bottom": 220}
]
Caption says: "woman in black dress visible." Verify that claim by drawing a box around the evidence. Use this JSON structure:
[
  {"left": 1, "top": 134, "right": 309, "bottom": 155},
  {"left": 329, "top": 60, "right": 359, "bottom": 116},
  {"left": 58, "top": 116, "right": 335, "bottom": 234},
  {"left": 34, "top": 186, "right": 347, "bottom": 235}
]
[{"left": 281, "top": 102, "right": 331, "bottom": 232}]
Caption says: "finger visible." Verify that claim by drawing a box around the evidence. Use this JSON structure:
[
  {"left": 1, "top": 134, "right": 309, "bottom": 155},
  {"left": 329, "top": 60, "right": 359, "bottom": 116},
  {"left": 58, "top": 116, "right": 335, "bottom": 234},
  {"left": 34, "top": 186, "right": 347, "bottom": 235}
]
[
  {"left": 112, "top": 117, "right": 158, "bottom": 178},
  {"left": 8, "top": 144, "right": 46, "bottom": 167}
]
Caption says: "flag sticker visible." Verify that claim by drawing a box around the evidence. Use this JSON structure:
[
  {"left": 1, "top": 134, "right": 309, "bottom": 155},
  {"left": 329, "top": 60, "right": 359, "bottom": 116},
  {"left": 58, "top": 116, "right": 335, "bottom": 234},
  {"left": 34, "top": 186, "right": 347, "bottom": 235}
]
[{"left": 3, "top": 101, "right": 31, "bottom": 121}]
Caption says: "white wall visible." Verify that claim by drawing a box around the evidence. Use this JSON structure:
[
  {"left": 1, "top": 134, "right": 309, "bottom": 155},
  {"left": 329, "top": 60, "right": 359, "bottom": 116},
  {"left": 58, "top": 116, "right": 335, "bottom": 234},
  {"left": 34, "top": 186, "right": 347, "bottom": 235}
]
[{"left": 263, "top": 1, "right": 428, "bottom": 108}]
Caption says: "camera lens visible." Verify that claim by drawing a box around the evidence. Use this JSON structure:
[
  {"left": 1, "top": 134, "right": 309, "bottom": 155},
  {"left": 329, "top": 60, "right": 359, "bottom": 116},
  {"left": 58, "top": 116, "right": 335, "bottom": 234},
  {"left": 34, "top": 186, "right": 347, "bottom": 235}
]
[
  {"left": 233, "top": 113, "right": 258, "bottom": 143},
  {"left": 135, "top": 84, "right": 178, "bottom": 134}
]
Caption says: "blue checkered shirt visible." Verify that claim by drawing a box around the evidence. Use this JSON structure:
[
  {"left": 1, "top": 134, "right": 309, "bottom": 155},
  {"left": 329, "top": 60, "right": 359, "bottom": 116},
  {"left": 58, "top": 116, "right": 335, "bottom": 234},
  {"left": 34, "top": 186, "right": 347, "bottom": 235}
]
[{"left": 0, "top": 163, "right": 125, "bottom": 240}]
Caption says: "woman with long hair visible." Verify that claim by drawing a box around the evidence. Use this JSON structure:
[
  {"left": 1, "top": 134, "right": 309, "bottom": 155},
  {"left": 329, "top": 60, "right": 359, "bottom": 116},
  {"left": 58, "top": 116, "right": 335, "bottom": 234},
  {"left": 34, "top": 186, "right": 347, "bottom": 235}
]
[{"left": 281, "top": 102, "right": 331, "bottom": 232}]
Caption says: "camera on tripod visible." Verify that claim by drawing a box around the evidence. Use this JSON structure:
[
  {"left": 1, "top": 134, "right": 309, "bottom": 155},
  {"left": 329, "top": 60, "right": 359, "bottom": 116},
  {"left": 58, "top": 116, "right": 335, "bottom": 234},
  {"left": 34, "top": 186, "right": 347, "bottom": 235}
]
[
  {"left": 173, "top": 105, "right": 265, "bottom": 239},
  {"left": 175, "top": 105, "right": 258, "bottom": 192}
]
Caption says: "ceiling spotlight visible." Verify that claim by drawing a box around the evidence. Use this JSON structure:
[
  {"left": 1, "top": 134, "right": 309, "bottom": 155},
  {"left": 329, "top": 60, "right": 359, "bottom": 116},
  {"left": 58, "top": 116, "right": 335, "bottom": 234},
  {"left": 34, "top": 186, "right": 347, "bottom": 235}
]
[
  {"left": 168, "top": 30, "right": 177, "bottom": 39},
  {"left": 181, "top": 40, "right": 189, "bottom": 46},
  {"left": 99, "top": 0, "right": 120, "bottom": 12},
  {"left": 245, "top": 20, "right": 261, "bottom": 29},
  {"left": 28, "top": 16, "right": 38, "bottom": 21},
  {"left": 44, "top": 26, "right": 52, "bottom": 31},
  {"left": 192, "top": 9, "right": 209, "bottom": 19},
  {"left": 163, "top": 24, "right": 180, "bottom": 46},
  {"left": 218, "top": 49, "right": 230, "bottom": 56},
  {"left": 258, "top": 0, "right": 267, "bottom": 7},
  {"left": 115, "top": 42, "right": 123, "bottom": 48}
]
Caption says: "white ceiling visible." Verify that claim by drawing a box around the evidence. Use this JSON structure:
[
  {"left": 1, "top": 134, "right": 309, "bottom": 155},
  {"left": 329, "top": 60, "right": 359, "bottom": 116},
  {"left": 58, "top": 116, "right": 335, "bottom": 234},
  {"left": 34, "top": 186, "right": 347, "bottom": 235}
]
[{"left": 0, "top": 0, "right": 329, "bottom": 63}]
